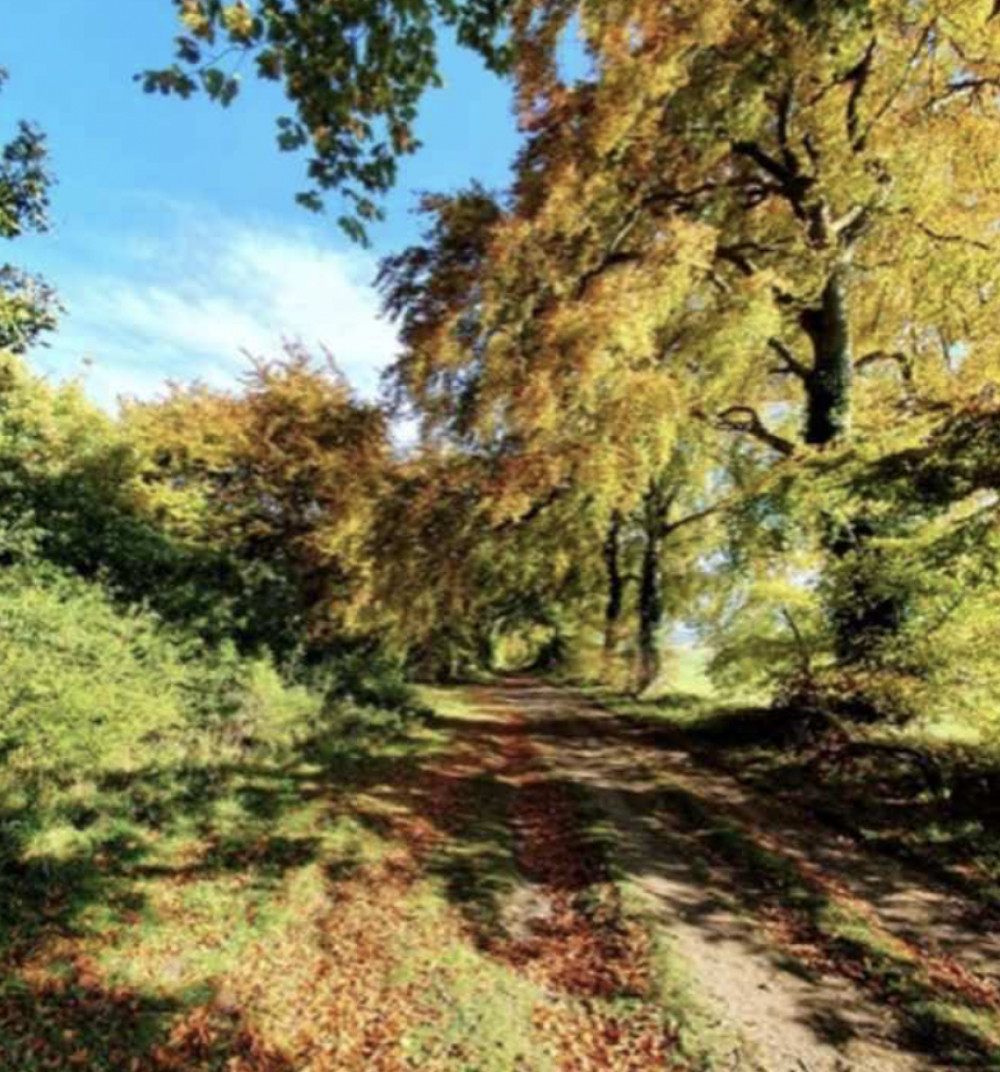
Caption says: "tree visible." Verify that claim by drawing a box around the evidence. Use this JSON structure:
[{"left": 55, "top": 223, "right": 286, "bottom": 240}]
[
  {"left": 385, "top": 0, "right": 1000, "bottom": 702},
  {"left": 0, "top": 68, "right": 58, "bottom": 351},
  {"left": 126, "top": 348, "right": 389, "bottom": 653},
  {"left": 144, "top": 0, "right": 513, "bottom": 239},
  {"left": 370, "top": 443, "right": 605, "bottom": 678},
  {"left": 501, "top": 0, "right": 1000, "bottom": 450}
]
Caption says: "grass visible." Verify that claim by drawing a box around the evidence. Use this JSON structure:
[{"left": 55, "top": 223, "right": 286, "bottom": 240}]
[
  {"left": 393, "top": 896, "right": 559, "bottom": 1072},
  {"left": 1, "top": 677, "right": 723, "bottom": 1070},
  {"left": 0, "top": 707, "right": 448, "bottom": 1071}
]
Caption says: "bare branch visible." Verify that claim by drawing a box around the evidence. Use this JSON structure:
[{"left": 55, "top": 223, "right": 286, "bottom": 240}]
[
  {"left": 716, "top": 244, "right": 758, "bottom": 277},
  {"left": 931, "top": 76, "right": 1000, "bottom": 105},
  {"left": 781, "top": 606, "right": 814, "bottom": 681},
  {"left": 492, "top": 484, "right": 568, "bottom": 533},
  {"left": 715, "top": 405, "right": 798, "bottom": 457},
  {"left": 768, "top": 338, "right": 811, "bottom": 381},
  {"left": 831, "top": 203, "right": 868, "bottom": 238},
  {"left": 773, "top": 83, "right": 800, "bottom": 175},
  {"left": 916, "top": 220, "right": 993, "bottom": 252},
  {"left": 855, "top": 349, "right": 913, "bottom": 383}
]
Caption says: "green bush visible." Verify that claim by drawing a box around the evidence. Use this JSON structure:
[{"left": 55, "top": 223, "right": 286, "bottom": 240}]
[
  {"left": 0, "top": 565, "right": 335, "bottom": 784},
  {"left": 304, "top": 649, "right": 423, "bottom": 715},
  {"left": 0, "top": 565, "right": 191, "bottom": 779}
]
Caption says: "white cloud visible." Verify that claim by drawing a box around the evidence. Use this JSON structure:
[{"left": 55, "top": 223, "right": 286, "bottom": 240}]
[{"left": 34, "top": 209, "right": 400, "bottom": 410}]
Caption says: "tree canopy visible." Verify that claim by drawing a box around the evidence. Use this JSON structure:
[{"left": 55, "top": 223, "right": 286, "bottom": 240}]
[
  {"left": 0, "top": 69, "right": 57, "bottom": 351},
  {"left": 144, "top": 0, "right": 514, "bottom": 239}
]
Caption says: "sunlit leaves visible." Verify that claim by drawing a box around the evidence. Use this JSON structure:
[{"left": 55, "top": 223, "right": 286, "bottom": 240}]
[
  {"left": 126, "top": 347, "right": 390, "bottom": 644},
  {"left": 0, "top": 70, "right": 58, "bottom": 352},
  {"left": 145, "top": 0, "right": 514, "bottom": 240}
]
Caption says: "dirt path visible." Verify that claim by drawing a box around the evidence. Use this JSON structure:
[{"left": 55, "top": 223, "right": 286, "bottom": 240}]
[
  {"left": 455, "top": 679, "right": 1000, "bottom": 1072},
  {"left": 11, "top": 679, "right": 998, "bottom": 1071}
]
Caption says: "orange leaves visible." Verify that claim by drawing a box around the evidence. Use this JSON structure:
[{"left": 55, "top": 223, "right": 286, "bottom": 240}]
[
  {"left": 126, "top": 345, "right": 390, "bottom": 641},
  {"left": 425, "top": 700, "right": 681, "bottom": 1071},
  {"left": 0, "top": 687, "right": 686, "bottom": 1072}
]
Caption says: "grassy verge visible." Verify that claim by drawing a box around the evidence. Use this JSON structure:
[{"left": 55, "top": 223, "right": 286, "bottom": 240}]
[
  {"left": 0, "top": 704, "right": 448, "bottom": 1071},
  {"left": 588, "top": 683, "right": 1000, "bottom": 914}
]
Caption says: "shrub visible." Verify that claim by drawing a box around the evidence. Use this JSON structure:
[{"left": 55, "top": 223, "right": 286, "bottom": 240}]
[
  {"left": 304, "top": 649, "right": 423, "bottom": 715},
  {"left": 0, "top": 565, "right": 190, "bottom": 779}
]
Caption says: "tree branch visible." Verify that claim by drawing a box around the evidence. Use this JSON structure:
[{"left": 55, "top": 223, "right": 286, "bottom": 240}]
[
  {"left": 773, "top": 83, "right": 800, "bottom": 176},
  {"left": 842, "top": 38, "right": 877, "bottom": 150},
  {"left": 492, "top": 484, "right": 568, "bottom": 533},
  {"left": 768, "top": 338, "right": 811, "bottom": 381},
  {"left": 781, "top": 606, "right": 814, "bottom": 681},
  {"left": 715, "top": 405, "right": 798, "bottom": 457},
  {"left": 855, "top": 349, "right": 913, "bottom": 383},
  {"left": 916, "top": 220, "right": 993, "bottom": 252},
  {"left": 931, "top": 76, "right": 1000, "bottom": 105},
  {"left": 661, "top": 500, "right": 725, "bottom": 539},
  {"left": 732, "top": 140, "right": 792, "bottom": 185},
  {"left": 733, "top": 140, "right": 814, "bottom": 220},
  {"left": 574, "top": 249, "right": 644, "bottom": 298},
  {"left": 857, "top": 23, "right": 934, "bottom": 149}
]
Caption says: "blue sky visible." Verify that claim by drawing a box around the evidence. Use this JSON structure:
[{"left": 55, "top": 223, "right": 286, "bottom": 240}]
[{"left": 3, "top": 1, "right": 523, "bottom": 406}]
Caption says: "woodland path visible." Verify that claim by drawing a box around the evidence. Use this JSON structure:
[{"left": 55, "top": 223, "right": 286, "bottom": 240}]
[
  {"left": 452, "top": 678, "right": 1000, "bottom": 1072},
  {"left": 10, "top": 678, "right": 1000, "bottom": 1071}
]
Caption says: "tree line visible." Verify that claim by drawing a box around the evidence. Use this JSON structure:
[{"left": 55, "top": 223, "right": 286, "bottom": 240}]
[{"left": 4, "top": 1, "right": 1000, "bottom": 752}]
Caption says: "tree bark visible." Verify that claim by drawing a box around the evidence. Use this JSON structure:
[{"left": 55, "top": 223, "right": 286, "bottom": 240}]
[
  {"left": 800, "top": 266, "right": 909, "bottom": 679},
  {"left": 802, "top": 265, "right": 854, "bottom": 446},
  {"left": 637, "top": 489, "right": 665, "bottom": 693},
  {"left": 603, "top": 511, "right": 625, "bottom": 661}
]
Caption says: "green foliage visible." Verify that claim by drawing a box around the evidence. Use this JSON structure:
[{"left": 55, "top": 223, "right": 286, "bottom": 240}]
[
  {"left": 0, "top": 351, "right": 421, "bottom": 818},
  {"left": 0, "top": 563, "right": 332, "bottom": 783},
  {"left": 0, "top": 69, "right": 58, "bottom": 351},
  {"left": 306, "top": 648, "right": 423, "bottom": 714},
  {"left": 0, "top": 565, "right": 189, "bottom": 777},
  {"left": 142, "top": 0, "right": 513, "bottom": 239}
]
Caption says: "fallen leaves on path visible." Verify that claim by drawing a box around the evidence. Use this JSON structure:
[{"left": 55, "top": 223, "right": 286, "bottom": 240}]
[
  {"left": 1, "top": 698, "right": 687, "bottom": 1072},
  {"left": 448, "top": 691, "right": 682, "bottom": 1071}
]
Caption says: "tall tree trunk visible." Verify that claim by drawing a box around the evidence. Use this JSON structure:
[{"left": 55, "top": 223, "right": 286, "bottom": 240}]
[
  {"left": 826, "top": 518, "right": 908, "bottom": 667},
  {"left": 802, "top": 265, "right": 854, "bottom": 446},
  {"left": 603, "top": 512, "right": 625, "bottom": 663},
  {"left": 475, "top": 623, "right": 496, "bottom": 673},
  {"left": 802, "top": 265, "right": 908, "bottom": 695},
  {"left": 637, "top": 491, "right": 665, "bottom": 693}
]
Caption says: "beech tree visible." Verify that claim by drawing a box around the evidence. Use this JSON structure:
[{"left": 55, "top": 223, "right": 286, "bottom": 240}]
[
  {"left": 126, "top": 349, "right": 389, "bottom": 650},
  {"left": 378, "top": 0, "right": 1000, "bottom": 699},
  {"left": 497, "top": 0, "right": 1000, "bottom": 450}
]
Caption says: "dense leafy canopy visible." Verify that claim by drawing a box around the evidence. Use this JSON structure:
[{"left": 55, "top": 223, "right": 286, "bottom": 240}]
[
  {"left": 3, "top": 2, "right": 1000, "bottom": 884},
  {"left": 372, "top": 0, "right": 1000, "bottom": 716}
]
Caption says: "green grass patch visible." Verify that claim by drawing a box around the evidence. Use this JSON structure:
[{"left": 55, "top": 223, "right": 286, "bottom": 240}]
[
  {"left": 394, "top": 892, "right": 559, "bottom": 1072},
  {"left": 0, "top": 682, "right": 440, "bottom": 1071}
]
